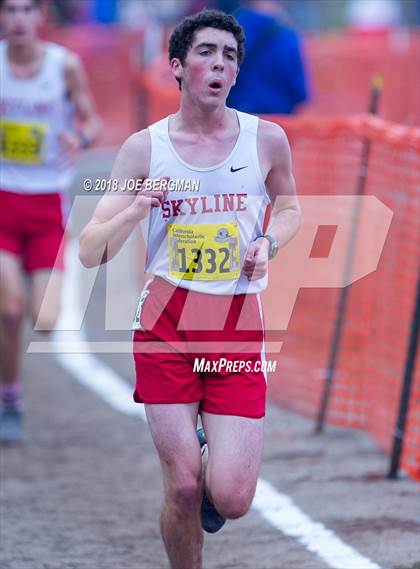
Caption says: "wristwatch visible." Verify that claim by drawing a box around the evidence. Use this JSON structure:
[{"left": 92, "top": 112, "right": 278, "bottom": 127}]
[
  {"left": 78, "top": 131, "right": 91, "bottom": 149},
  {"left": 261, "top": 234, "right": 279, "bottom": 260}
]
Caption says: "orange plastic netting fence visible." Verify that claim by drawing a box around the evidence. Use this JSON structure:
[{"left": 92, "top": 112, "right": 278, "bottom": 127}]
[
  {"left": 264, "top": 115, "right": 419, "bottom": 480},
  {"left": 303, "top": 32, "right": 420, "bottom": 126}
]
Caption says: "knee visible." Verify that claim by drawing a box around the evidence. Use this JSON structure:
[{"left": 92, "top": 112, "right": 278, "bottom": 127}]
[
  {"left": 0, "top": 298, "right": 24, "bottom": 329},
  {"left": 167, "top": 478, "right": 202, "bottom": 515},
  {"left": 212, "top": 487, "right": 254, "bottom": 520}
]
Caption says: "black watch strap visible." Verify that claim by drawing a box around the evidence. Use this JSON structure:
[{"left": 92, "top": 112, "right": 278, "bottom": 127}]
[{"left": 78, "top": 131, "right": 91, "bottom": 149}]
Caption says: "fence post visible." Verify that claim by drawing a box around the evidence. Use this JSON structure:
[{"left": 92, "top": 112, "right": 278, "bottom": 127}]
[
  {"left": 387, "top": 272, "right": 420, "bottom": 479},
  {"left": 315, "top": 76, "right": 383, "bottom": 433}
]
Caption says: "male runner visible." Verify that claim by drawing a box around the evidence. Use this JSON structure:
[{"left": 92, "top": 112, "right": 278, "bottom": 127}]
[
  {"left": 0, "top": 0, "right": 101, "bottom": 443},
  {"left": 79, "top": 10, "right": 300, "bottom": 569}
]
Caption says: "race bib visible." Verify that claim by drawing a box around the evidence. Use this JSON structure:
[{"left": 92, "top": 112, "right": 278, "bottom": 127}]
[
  {"left": 168, "top": 222, "right": 240, "bottom": 281},
  {"left": 0, "top": 119, "right": 47, "bottom": 164}
]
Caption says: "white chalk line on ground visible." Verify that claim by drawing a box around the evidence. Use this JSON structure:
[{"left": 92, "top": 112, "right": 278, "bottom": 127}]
[{"left": 35, "top": 240, "right": 382, "bottom": 569}]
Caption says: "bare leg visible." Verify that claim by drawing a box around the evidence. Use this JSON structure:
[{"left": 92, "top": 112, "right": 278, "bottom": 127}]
[
  {"left": 0, "top": 252, "right": 25, "bottom": 384},
  {"left": 145, "top": 402, "right": 203, "bottom": 569},
  {"left": 201, "top": 412, "right": 264, "bottom": 520},
  {"left": 0, "top": 252, "right": 26, "bottom": 442},
  {"left": 30, "top": 268, "right": 63, "bottom": 331}
]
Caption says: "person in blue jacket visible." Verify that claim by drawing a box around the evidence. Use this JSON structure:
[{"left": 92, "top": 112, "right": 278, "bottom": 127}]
[{"left": 227, "top": 0, "right": 309, "bottom": 114}]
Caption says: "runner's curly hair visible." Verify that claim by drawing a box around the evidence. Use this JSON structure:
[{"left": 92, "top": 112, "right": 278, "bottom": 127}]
[{"left": 169, "top": 9, "right": 245, "bottom": 90}]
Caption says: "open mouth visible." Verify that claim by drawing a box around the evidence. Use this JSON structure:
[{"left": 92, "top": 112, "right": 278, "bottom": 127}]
[{"left": 208, "top": 80, "right": 223, "bottom": 92}]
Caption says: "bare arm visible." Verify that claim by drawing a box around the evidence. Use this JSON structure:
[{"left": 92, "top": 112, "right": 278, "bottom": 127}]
[
  {"left": 263, "top": 121, "right": 301, "bottom": 247},
  {"left": 62, "top": 52, "right": 102, "bottom": 152},
  {"left": 79, "top": 130, "right": 165, "bottom": 268},
  {"left": 244, "top": 120, "right": 301, "bottom": 280}
]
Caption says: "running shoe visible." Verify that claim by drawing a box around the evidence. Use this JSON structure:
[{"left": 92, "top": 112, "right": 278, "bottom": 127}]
[
  {"left": 0, "top": 405, "right": 23, "bottom": 445},
  {"left": 197, "top": 427, "right": 226, "bottom": 533}
]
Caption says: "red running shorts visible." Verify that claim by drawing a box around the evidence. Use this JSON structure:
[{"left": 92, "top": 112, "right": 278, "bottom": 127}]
[
  {"left": 0, "top": 189, "right": 66, "bottom": 272},
  {"left": 133, "top": 277, "right": 267, "bottom": 418}
]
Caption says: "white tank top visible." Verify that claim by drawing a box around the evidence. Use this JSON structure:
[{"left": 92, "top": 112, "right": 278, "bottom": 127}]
[
  {"left": 143, "top": 110, "right": 271, "bottom": 295},
  {"left": 0, "top": 41, "right": 75, "bottom": 193}
]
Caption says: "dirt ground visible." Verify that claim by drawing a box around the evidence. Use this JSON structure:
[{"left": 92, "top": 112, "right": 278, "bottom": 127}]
[
  {"left": 1, "top": 150, "right": 419, "bottom": 569},
  {"left": 1, "top": 347, "right": 419, "bottom": 569}
]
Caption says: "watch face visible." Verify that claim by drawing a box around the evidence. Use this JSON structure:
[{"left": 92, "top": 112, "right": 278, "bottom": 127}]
[
  {"left": 264, "top": 235, "right": 278, "bottom": 259},
  {"left": 269, "top": 241, "right": 279, "bottom": 259}
]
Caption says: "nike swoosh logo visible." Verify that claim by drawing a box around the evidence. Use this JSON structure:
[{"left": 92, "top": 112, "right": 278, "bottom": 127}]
[{"left": 230, "top": 166, "right": 248, "bottom": 173}]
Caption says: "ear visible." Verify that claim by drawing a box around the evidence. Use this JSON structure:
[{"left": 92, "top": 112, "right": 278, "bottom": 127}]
[
  {"left": 170, "top": 58, "right": 183, "bottom": 82},
  {"left": 232, "top": 66, "right": 240, "bottom": 87}
]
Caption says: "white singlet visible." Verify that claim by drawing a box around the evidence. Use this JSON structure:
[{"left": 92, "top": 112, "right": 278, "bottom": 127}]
[
  {"left": 143, "top": 110, "right": 271, "bottom": 295},
  {"left": 0, "top": 41, "right": 75, "bottom": 193}
]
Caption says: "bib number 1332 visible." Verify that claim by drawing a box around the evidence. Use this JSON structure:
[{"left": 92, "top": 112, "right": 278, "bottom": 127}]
[{"left": 168, "top": 222, "right": 240, "bottom": 281}]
